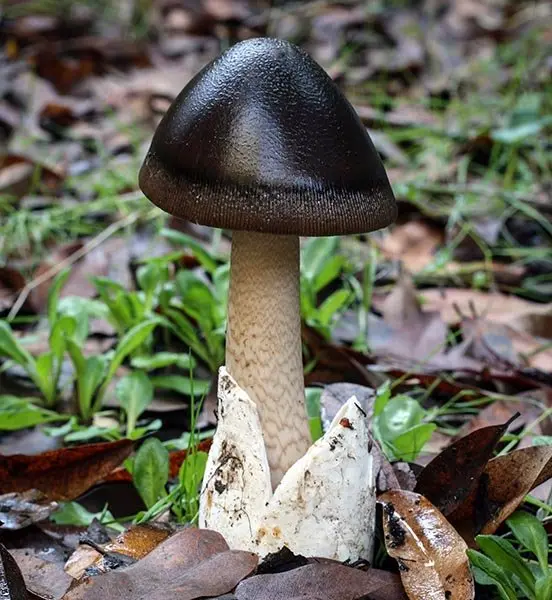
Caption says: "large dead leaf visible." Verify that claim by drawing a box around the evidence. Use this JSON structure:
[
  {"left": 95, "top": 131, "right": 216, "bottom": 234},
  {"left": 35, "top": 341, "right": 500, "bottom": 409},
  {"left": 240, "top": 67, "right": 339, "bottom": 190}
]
[
  {"left": 0, "top": 439, "right": 134, "bottom": 501},
  {"left": 449, "top": 445, "right": 552, "bottom": 542},
  {"left": 0, "top": 543, "right": 28, "bottom": 600},
  {"left": 414, "top": 416, "right": 517, "bottom": 515},
  {"left": 10, "top": 549, "right": 73, "bottom": 600},
  {"left": 379, "top": 490, "right": 474, "bottom": 600},
  {"left": 63, "top": 528, "right": 258, "bottom": 600},
  {"left": 235, "top": 562, "right": 407, "bottom": 600},
  {"left": 419, "top": 288, "right": 552, "bottom": 337}
]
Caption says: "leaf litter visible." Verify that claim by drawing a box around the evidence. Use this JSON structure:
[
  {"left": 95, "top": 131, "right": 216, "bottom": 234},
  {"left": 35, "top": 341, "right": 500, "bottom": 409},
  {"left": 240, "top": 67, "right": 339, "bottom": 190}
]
[{"left": 1, "top": 0, "right": 552, "bottom": 599}]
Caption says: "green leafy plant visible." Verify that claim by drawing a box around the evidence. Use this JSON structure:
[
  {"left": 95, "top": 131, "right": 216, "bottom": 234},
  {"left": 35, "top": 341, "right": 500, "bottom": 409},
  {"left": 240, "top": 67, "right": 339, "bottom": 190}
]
[
  {"left": 0, "top": 270, "right": 79, "bottom": 408},
  {"left": 0, "top": 395, "right": 68, "bottom": 431},
  {"left": 372, "top": 382, "right": 436, "bottom": 461},
  {"left": 132, "top": 437, "right": 170, "bottom": 509},
  {"left": 67, "top": 318, "right": 160, "bottom": 420},
  {"left": 162, "top": 266, "right": 227, "bottom": 373},
  {"left": 116, "top": 371, "right": 154, "bottom": 438},
  {"left": 132, "top": 379, "right": 208, "bottom": 525},
  {"left": 300, "top": 237, "right": 353, "bottom": 339},
  {"left": 468, "top": 511, "right": 552, "bottom": 600}
]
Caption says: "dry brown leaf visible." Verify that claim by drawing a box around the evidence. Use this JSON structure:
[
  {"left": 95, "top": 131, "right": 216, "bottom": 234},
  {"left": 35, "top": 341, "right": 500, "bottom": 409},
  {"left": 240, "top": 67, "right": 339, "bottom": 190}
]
[
  {"left": 414, "top": 416, "right": 516, "bottom": 515},
  {"left": 419, "top": 288, "right": 552, "bottom": 334},
  {"left": 379, "top": 490, "right": 474, "bottom": 600},
  {"left": 63, "top": 528, "right": 257, "bottom": 600},
  {"left": 449, "top": 445, "right": 552, "bottom": 542},
  {"left": 236, "top": 562, "right": 407, "bottom": 600},
  {"left": 0, "top": 439, "right": 134, "bottom": 501},
  {"left": 379, "top": 221, "right": 444, "bottom": 273},
  {"left": 11, "top": 549, "right": 73, "bottom": 600},
  {"left": 376, "top": 276, "right": 449, "bottom": 363},
  {"left": 103, "top": 524, "right": 171, "bottom": 560},
  {"left": 0, "top": 543, "right": 29, "bottom": 600}
]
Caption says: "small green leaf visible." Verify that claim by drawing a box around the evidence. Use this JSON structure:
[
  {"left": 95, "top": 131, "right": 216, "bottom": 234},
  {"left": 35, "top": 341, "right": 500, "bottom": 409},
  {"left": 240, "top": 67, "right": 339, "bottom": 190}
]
[
  {"left": 377, "top": 395, "right": 426, "bottom": 441},
  {"left": 161, "top": 229, "right": 219, "bottom": 273},
  {"left": 507, "top": 511, "right": 549, "bottom": 573},
  {"left": 34, "top": 352, "right": 55, "bottom": 403},
  {"left": 536, "top": 573, "right": 552, "bottom": 600},
  {"left": 0, "top": 396, "right": 65, "bottom": 430},
  {"left": 64, "top": 425, "right": 121, "bottom": 442},
  {"left": 116, "top": 372, "right": 154, "bottom": 436},
  {"left": 131, "top": 352, "right": 196, "bottom": 371},
  {"left": 391, "top": 423, "right": 436, "bottom": 462},
  {"left": 468, "top": 549, "right": 518, "bottom": 600},
  {"left": 49, "top": 315, "right": 76, "bottom": 360},
  {"left": 374, "top": 381, "right": 391, "bottom": 416},
  {"left": 305, "top": 388, "right": 323, "bottom": 442},
  {"left": 136, "top": 263, "right": 163, "bottom": 295},
  {"left": 316, "top": 289, "right": 351, "bottom": 327},
  {"left": 0, "top": 321, "right": 33, "bottom": 367},
  {"left": 47, "top": 268, "right": 71, "bottom": 326},
  {"left": 179, "top": 450, "right": 208, "bottom": 499},
  {"left": 313, "top": 255, "right": 346, "bottom": 293},
  {"left": 476, "top": 535, "right": 535, "bottom": 598},
  {"left": 150, "top": 375, "right": 210, "bottom": 397},
  {"left": 301, "top": 237, "right": 339, "bottom": 281},
  {"left": 95, "top": 319, "right": 159, "bottom": 410},
  {"left": 133, "top": 438, "right": 169, "bottom": 509},
  {"left": 51, "top": 501, "right": 121, "bottom": 531},
  {"left": 67, "top": 339, "right": 106, "bottom": 420}
]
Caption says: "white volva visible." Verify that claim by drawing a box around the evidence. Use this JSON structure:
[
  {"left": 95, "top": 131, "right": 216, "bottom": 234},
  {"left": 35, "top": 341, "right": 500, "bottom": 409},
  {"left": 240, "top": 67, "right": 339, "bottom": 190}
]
[{"left": 199, "top": 368, "right": 376, "bottom": 561}]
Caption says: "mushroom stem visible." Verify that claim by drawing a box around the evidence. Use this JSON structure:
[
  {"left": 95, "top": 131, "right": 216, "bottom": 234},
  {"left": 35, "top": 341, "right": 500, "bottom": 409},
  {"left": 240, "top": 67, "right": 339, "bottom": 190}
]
[{"left": 226, "top": 231, "right": 311, "bottom": 487}]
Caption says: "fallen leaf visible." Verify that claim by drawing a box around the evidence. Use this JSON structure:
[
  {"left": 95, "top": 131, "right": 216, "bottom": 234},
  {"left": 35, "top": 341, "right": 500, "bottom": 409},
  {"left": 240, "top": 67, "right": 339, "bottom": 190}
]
[
  {"left": 379, "top": 221, "right": 444, "bottom": 273},
  {"left": 11, "top": 549, "right": 73, "bottom": 600},
  {"left": 0, "top": 154, "right": 63, "bottom": 199},
  {"left": 0, "top": 489, "right": 58, "bottom": 530},
  {"left": 376, "top": 276, "right": 450, "bottom": 363},
  {"left": 0, "top": 543, "right": 28, "bottom": 600},
  {"left": 62, "top": 528, "right": 258, "bottom": 600},
  {"left": 414, "top": 415, "right": 517, "bottom": 515},
  {"left": 379, "top": 490, "right": 474, "bottom": 600},
  {"left": 102, "top": 524, "right": 171, "bottom": 560},
  {"left": 235, "top": 562, "right": 407, "bottom": 600},
  {"left": 0, "top": 439, "right": 134, "bottom": 500},
  {"left": 419, "top": 288, "right": 552, "bottom": 337},
  {"left": 449, "top": 445, "right": 552, "bottom": 542}
]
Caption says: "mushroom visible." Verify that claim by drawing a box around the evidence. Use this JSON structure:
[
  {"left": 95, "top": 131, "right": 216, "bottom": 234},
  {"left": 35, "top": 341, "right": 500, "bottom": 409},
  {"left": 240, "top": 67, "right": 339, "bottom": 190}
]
[{"left": 139, "top": 37, "right": 396, "bottom": 559}]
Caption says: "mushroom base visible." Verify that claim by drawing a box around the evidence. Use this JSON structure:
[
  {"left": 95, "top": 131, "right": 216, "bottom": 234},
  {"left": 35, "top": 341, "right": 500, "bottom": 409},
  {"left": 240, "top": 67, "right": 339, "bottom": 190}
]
[{"left": 199, "top": 368, "right": 376, "bottom": 562}]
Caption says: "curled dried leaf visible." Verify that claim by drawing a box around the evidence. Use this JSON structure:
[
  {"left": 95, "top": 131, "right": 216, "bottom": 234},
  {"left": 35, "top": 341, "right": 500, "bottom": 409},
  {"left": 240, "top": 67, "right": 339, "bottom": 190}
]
[
  {"left": 0, "top": 439, "right": 134, "bottom": 501},
  {"left": 450, "top": 445, "right": 552, "bottom": 542},
  {"left": 379, "top": 490, "right": 474, "bottom": 600},
  {"left": 414, "top": 415, "right": 517, "bottom": 515}
]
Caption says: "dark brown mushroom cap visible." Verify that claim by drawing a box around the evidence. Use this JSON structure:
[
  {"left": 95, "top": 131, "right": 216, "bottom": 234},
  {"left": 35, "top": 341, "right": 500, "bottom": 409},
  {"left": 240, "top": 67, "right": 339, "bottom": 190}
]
[{"left": 139, "top": 37, "right": 396, "bottom": 236}]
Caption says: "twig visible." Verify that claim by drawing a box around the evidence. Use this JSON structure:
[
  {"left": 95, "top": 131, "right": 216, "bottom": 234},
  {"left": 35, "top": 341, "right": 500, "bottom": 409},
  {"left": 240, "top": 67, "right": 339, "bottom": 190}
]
[{"left": 7, "top": 209, "right": 150, "bottom": 321}]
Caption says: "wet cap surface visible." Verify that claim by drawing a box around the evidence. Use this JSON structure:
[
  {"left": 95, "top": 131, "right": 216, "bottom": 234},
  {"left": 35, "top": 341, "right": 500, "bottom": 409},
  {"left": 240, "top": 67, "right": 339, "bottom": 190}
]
[{"left": 139, "top": 37, "right": 397, "bottom": 236}]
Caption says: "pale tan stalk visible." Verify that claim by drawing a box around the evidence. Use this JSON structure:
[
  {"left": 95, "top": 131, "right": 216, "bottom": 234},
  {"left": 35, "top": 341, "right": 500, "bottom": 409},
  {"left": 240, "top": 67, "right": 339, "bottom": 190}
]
[{"left": 226, "top": 231, "right": 311, "bottom": 487}]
